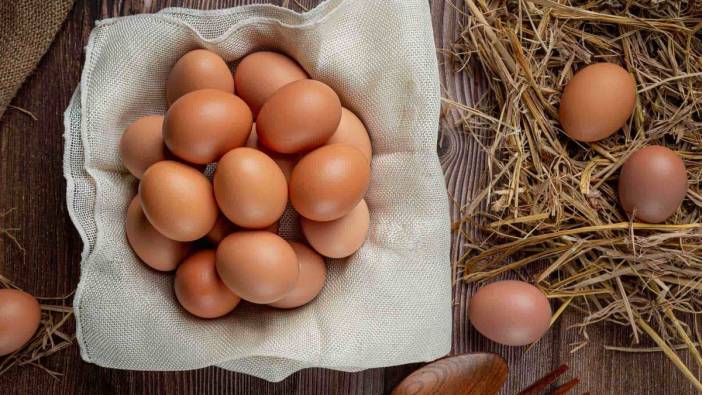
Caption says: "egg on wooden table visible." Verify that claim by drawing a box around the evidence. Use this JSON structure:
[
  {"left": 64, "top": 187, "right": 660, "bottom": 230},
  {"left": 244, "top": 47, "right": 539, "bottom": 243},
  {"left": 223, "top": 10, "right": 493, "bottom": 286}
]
[
  {"left": 290, "top": 144, "right": 370, "bottom": 222},
  {"left": 120, "top": 115, "right": 168, "bottom": 179},
  {"left": 618, "top": 145, "right": 687, "bottom": 223},
  {"left": 559, "top": 63, "right": 636, "bottom": 142},
  {"left": 139, "top": 160, "right": 218, "bottom": 242},
  {"left": 174, "top": 249, "right": 241, "bottom": 319},
  {"left": 301, "top": 199, "right": 369, "bottom": 258},
  {"left": 163, "top": 89, "right": 252, "bottom": 164},
  {"left": 166, "top": 49, "right": 234, "bottom": 105},
  {"left": 468, "top": 280, "right": 552, "bottom": 346},
  {"left": 269, "top": 242, "right": 327, "bottom": 309},
  {"left": 234, "top": 51, "right": 308, "bottom": 117},
  {"left": 213, "top": 148, "right": 288, "bottom": 229},
  {"left": 126, "top": 195, "right": 192, "bottom": 271},
  {"left": 256, "top": 79, "right": 341, "bottom": 154},
  {"left": 216, "top": 231, "right": 299, "bottom": 304},
  {"left": 0, "top": 289, "right": 41, "bottom": 356}
]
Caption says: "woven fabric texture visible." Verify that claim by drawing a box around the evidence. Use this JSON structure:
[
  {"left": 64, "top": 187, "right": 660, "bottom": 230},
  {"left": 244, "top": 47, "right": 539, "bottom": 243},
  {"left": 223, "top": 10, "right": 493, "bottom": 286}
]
[
  {"left": 64, "top": 0, "right": 451, "bottom": 382},
  {"left": 0, "top": 0, "right": 74, "bottom": 117}
]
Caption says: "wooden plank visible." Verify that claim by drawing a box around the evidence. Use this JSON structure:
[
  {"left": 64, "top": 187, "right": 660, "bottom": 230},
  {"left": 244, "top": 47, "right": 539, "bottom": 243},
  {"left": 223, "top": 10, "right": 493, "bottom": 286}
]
[{"left": 0, "top": 0, "right": 695, "bottom": 393}]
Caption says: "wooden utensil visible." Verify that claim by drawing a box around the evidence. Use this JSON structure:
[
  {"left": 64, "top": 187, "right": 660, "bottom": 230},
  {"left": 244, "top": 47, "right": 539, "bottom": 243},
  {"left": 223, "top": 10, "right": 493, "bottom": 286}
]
[
  {"left": 518, "top": 364, "right": 588, "bottom": 395},
  {"left": 391, "top": 353, "right": 508, "bottom": 395}
]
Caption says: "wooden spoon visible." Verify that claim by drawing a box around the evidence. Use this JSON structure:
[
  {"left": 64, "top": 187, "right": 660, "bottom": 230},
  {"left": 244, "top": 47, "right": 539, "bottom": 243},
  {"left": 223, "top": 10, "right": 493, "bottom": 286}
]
[{"left": 391, "top": 353, "right": 508, "bottom": 395}]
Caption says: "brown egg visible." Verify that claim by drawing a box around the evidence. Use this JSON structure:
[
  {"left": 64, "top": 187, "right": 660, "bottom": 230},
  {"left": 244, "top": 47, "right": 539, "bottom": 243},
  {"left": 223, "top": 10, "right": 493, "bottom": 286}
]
[
  {"left": 468, "top": 280, "right": 552, "bottom": 346},
  {"left": 174, "top": 250, "right": 241, "bottom": 318},
  {"left": 256, "top": 79, "right": 341, "bottom": 154},
  {"left": 120, "top": 115, "right": 168, "bottom": 179},
  {"left": 269, "top": 242, "right": 327, "bottom": 309},
  {"left": 618, "top": 145, "right": 687, "bottom": 223},
  {"left": 139, "top": 160, "right": 218, "bottom": 241},
  {"left": 163, "top": 89, "right": 253, "bottom": 164},
  {"left": 559, "top": 63, "right": 636, "bottom": 142},
  {"left": 290, "top": 144, "right": 370, "bottom": 221},
  {"left": 205, "top": 214, "right": 238, "bottom": 244},
  {"left": 327, "top": 108, "right": 372, "bottom": 161},
  {"left": 214, "top": 148, "right": 287, "bottom": 229},
  {"left": 216, "top": 231, "right": 298, "bottom": 304},
  {"left": 246, "top": 123, "right": 297, "bottom": 182},
  {"left": 166, "top": 49, "right": 234, "bottom": 105},
  {"left": 0, "top": 289, "right": 41, "bottom": 356},
  {"left": 234, "top": 51, "right": 308, "bottom": 117},
  {"left": 126, "top": 195, "right": 191, "bottom": 271},
  {"left": 301, "top": 199, "right": 369, "bottom": 258}
]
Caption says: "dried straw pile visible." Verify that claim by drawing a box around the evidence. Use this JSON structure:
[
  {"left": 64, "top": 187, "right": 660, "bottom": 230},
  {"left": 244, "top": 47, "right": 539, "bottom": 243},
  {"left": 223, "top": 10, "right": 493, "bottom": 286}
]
[{"left": 448, "top": 0, "right": 702, "bottom": 389}]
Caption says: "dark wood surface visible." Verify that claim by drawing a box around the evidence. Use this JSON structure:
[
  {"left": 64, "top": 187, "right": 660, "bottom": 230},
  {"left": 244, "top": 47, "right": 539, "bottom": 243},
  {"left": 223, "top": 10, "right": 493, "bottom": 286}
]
[{"left": 0, "top": 0, "right": 697, "bottom": 394}]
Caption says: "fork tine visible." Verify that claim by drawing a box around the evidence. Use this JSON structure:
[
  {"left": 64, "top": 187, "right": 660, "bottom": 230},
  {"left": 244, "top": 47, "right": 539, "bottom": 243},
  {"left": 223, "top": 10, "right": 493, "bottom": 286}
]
[
  {"left": 517, "top": 364, "right": 569, "bottom": 395},
  {"left": 548, "top": 378, "right": 580, "bottom": 395}
]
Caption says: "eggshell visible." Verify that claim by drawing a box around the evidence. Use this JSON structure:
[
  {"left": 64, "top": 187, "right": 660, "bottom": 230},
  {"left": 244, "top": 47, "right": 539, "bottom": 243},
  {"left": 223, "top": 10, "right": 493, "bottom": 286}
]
[
  {"left": 166, "top": 49, "right": 234, "bottom": 105},
  {"left": 327, "top": 108, "right": 372, "bottom": 161},
  {"left": 246, "top": 123, "right": 297, "bottom": 182},
  {"left": 174, "top": 249, "right": 241, "bottom": 318},
  {"left": 559, "top": 63, "right": 636, "bottom": 142},
  {"left": 301, "top": 199, "right": 369, "bottom": 258},
  {"left": 234, "top": 51, "right": 308, "bottom": 117},
  {"left": 468, "top": 280, "right": 552, "bottom": 346},
  {"left": 0, "top": 289, "right": 41, "bottom": 356},
  {"left": 205, "top": 214, "right": 238, "bottom": 244},
  {"left": 163, "top": 89, "right": 253, "bottom": 164},
  {"left": 120, "top": 115, "right": 168, "bottom": 179},
  {"left": 126, "top": 195, "right": 192, "bottom": 271},
  {"left": 256, "top": 79, "right": 341, "bottom": 154},
  {"left": 213, "top": 148, "right": 288, "bottom": 229},
  {"left": 290, "top": 144, "right": 370, "bottom": 221},
  {"left": 618, "top": 145, "right": 687, "bottom": 223},
  {"left": 216, "top": 231, "right": 298, "bottom": 304},
  {"left": 269, "top": 242, "right": 327, "bottom": 309},
  {"left": 139, "top": 160, "right": 218, "bottom": 241}
]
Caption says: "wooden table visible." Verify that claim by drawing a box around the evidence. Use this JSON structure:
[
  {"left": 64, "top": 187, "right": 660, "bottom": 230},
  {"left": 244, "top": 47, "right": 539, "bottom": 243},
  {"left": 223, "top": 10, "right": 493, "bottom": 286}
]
[{"left": 0, "top": 1, "right": 696, "bottom": 393}]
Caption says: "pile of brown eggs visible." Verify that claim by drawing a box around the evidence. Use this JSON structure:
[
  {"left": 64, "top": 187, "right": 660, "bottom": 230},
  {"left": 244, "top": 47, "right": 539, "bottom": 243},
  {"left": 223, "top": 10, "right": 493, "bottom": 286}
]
[{"left": 121, "top": 50, "right": 372, "bottom": 318}]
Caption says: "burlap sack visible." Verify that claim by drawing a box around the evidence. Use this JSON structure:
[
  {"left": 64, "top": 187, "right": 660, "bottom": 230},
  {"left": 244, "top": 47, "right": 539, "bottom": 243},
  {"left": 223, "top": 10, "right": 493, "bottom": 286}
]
[
  {"left": 64, "top": 0, "right": 451, "bottom": 381},
  {"left": 0, "top": 0, "right": 74, "bottom": 118}
]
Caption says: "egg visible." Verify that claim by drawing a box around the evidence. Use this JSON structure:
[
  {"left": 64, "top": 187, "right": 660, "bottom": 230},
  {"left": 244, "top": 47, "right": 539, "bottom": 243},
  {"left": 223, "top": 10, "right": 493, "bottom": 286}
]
[
  {"left": 327, "top": 108, "right": 372, "bottom": 161},
  {"left": 559, "top": 63, "right": 636, "bottom": 142},
  {"left": 290, "top": 144, "right": 370, "bottom": 221},
  {"left": 205, "top": 214, "right": 238, "bottom": 244},
  {"left": 0, "top": 289, "right": 41, "bottom": 356},
  {"left": 216, "top": 231, "right": 298, "bottom": 304},
  {"left": 213, "top": 148, "right": 287, "bottom": 229},
  {"left": 234, "top": 51, "right": 308, "bottom": 117},
  {"left": 120, "top": 115, "right": 168, "bottom": 179},
  {"left": 166, "top": 49, "right": 234, "bottom": 105},
  {"left": 618, "top": 145, "right": 687, "bottom": 223},
  {"left": 468, "top": 280, "right": 552, "bottom": 346},
  {"left": 126, "top": 195, "right": 192, "bottom": 271},
  {"left": 269, "top": 242, "right": 327, "bottom": 309},
  {"left": 256, "top": 79, "right": 342, "bottom": 154},
  {"left": 301, "top": 199, "right": 369, "bottom": 258},
  {"left": 174, "top": 249, "right": 241, "bottom": 318},
  {"left": 163, "top": 89, "right": 253, "bottom": 164},
  {"left": 139, "top": 160, "right": 218, "bottom": 241},
  {"left": 246, "top": 123, "right": 297, "bottom": 181}
]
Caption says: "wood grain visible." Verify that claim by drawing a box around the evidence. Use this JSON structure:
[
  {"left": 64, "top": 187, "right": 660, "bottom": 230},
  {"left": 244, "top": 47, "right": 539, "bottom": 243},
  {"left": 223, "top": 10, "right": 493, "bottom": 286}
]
[{"left": 0, "top": 0, "right": 696, "bottom": 393}]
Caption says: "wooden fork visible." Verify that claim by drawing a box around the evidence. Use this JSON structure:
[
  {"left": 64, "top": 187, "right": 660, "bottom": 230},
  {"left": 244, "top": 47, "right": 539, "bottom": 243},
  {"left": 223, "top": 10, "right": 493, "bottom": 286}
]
[{"left": 518, "top": 364, "right": 589, "bottom": 395}]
